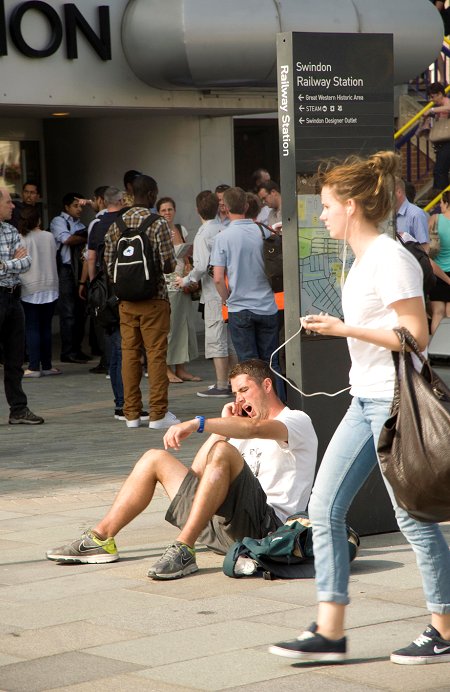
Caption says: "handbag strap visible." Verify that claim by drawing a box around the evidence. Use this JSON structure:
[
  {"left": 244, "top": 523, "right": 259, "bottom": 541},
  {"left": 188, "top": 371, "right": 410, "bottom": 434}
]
[
  {"left": 392, "top": 326, "right": 450, "bottom": 400},
  {"left": 392, "top": 327, "right": 427, "bottom": 364},
  {"left": 390, "top": 328, "right": 425, "bottom": 413}
]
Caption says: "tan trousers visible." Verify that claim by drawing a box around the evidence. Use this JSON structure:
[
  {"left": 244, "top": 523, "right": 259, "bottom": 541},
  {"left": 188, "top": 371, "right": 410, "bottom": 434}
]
[{"left": 119, "top": 299, "right": 170, "bottom": 422}]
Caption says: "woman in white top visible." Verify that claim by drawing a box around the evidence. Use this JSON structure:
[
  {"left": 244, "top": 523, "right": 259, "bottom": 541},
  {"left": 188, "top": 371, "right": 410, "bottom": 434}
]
[
  {"left": 19, "top": 206, "right": 60, "bottom": 377},
  {"left": 156, "top": 197, "right": 200, "bottom": 384},
  {"left": 270, "top": 151, "right": 450, "bottom": 665}
]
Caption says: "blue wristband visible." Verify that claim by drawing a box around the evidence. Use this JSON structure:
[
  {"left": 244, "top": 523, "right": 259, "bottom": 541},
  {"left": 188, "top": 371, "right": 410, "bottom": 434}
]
[{"left": 195, "top": 415, "right": 205, "bottom": 433}]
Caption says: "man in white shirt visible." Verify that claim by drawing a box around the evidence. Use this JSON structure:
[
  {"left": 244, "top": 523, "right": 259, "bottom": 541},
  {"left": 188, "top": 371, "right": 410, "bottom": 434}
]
[
  {"left": 257, "top": 181, "right": 282, "bottom": 229},
  {"left": 177, "top": 190, "right": 236, "bottom": 398},
  {"left": 46, "top": 359, "right": 317, "bottom": 580}
]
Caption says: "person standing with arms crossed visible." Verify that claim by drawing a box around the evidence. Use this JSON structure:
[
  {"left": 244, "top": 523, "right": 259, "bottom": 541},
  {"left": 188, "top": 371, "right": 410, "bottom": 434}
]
[
  {"left": 269, "top": 151, "right": 450, "bottom": 665},
  {"left": 0, "top": 188, "right": 44, "bottom": 424}
]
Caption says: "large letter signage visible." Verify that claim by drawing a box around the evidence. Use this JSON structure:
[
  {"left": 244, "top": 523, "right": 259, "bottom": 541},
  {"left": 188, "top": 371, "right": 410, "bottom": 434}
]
[{"left": 0, "top": 1, "right": 111, "bottom": 60}]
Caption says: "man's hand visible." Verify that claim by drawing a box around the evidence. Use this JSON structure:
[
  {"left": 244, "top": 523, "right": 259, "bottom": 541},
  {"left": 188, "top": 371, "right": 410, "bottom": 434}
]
[
  {"left": 221, "top": 401, "right": 249, "bottom": 419},
  {"left": 163, "top": 419, "right": 199, "bottom": 450},
  {"left": 174, "top": 276, "right": 184, "bottom": 289},
  {"left": 14, "top": 247, "right": 28, "bottom": 260}
]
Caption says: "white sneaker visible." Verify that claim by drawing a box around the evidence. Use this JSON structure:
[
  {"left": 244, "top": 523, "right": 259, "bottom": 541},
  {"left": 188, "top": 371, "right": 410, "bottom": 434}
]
[
  {"left": 149, "top": 411, "right": 180, "bottom": 429},
  {"left": 126, "top": 419, "right": 140, "bottom": 428}
]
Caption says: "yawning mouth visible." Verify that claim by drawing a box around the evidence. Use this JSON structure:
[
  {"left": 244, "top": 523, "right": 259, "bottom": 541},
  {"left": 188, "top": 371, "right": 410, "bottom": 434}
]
[{"left": 243, "top": 404, "right": 254, "bottom": 417}]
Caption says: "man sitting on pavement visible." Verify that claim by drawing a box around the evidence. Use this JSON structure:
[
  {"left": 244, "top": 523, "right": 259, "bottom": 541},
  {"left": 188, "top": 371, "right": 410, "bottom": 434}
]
[{"left": 46, "top": 359, "right": 317, "bottom": 580}]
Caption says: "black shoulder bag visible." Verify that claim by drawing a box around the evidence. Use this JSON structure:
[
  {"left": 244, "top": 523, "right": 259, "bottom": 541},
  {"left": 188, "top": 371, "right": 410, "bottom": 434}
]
[{"left": 377, "top": 327, "right": 450, "bottom": 523}]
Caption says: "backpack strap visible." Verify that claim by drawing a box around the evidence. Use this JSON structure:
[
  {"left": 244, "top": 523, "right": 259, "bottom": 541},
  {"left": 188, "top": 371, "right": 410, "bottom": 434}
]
[
  {"left": 115, "top": 213, "right": 160, "bottom": 236},
  {"left": 256, "top": 221, "right": 271, "bottom": 239}
]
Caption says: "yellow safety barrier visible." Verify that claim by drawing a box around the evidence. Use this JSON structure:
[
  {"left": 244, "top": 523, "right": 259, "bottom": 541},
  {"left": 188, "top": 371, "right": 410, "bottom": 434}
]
[
  {"left": 424, "top": 184, "right": 450, "bottom": 213},
  {"left": 394, "top": 83, "right": 450, "bottom": 141}
]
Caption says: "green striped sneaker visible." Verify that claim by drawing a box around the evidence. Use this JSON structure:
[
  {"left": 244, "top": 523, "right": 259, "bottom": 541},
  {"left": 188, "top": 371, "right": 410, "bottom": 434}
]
[{"left": 46, "top": 530, "right": 119, "bottom": 564}]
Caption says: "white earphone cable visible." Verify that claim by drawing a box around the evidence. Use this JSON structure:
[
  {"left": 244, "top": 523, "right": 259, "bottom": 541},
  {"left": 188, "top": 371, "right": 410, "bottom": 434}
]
[{"left": 269, "top": 322, "right": 351, "bottom": 398}]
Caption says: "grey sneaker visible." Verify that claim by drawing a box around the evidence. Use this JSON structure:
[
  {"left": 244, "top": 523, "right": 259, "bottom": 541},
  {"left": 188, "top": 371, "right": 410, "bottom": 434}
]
[
  {"left": 147, "top": 541, "right": 198, "bottom": 580},
  {"left": 46, "top": 530, "right": 119, "bottom": 564},
  {"left": 9, "top": 407, "right": 44, "bottom": 425},
  {"left": 197, "top": 385, "right": 231, "bottom": 398}
]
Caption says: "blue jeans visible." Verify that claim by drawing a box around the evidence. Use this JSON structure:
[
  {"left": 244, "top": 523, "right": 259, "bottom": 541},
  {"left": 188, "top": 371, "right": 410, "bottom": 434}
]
[
  {"left": 227, "top": 309, "right": 279, "bottom": 363},
  {"left": 106, "top": 327, "right": 124, "bottom": 409},
  {"left": 227, "top": 309, "right": 284, "bottom": 399},
  {"left": 309, "top": 396, "right": 450, "bottom": 613},
  {"left": 22, "top": 300, "right": 56, "bottom": 371}
]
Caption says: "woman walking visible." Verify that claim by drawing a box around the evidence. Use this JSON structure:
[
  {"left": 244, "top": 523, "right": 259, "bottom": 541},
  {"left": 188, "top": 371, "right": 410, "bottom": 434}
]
[{"left": 270, "top": 151, "right": 450, "bottom": 665}]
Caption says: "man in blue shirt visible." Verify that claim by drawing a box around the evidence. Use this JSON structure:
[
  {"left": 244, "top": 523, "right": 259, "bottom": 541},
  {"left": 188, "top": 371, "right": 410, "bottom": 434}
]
[
  {"left": 395, "top": 178, "right": 429, "bottom": 250},
  {"left": 210, "top": 187, "right": 279, "bottom": 366},
  {"left": 50, "top": 193, "right": 88, "bottom": 364}
]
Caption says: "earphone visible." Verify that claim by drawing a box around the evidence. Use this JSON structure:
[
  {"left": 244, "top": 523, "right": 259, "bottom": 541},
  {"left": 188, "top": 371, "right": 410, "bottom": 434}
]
[{"left": 269, "top": 326, "right": 351, "bottom": 398}]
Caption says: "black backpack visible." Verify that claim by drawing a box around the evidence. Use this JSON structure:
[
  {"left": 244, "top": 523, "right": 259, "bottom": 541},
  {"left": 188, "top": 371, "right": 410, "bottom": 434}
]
[
  {"left": 113, "top": 213, "right": 160, "bottom": 301},
  {"left": 257, "top": 223, "right": 283, "bottom": 293},
  {"left": 223, "top": 513, "right": 360, "bottom": 580},
  {"left": 396, "top": 232, "right": 436, "bottom": 298},
  {"left": 88, "top": 269, "right": 119, "bottom": 332}
]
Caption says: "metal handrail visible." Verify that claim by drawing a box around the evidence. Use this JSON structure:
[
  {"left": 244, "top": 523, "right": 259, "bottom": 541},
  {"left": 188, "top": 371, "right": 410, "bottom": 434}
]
[
  {"left": 394, "top": 84, "right": 450, "bottom": 141},
  {"left": 424, "top": 184, "right": 450, "bottom": 212}
]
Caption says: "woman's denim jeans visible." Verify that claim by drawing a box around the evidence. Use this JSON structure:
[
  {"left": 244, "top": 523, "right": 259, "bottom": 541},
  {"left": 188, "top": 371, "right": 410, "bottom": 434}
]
[{"left": 309, "top": 396, "right": 450, "bottom": 613}]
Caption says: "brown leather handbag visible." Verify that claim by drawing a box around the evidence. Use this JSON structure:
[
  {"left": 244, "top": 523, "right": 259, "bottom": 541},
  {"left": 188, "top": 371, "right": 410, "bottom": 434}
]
[{"left": 377, "top": 327, "right": 450, "bottom": 523}]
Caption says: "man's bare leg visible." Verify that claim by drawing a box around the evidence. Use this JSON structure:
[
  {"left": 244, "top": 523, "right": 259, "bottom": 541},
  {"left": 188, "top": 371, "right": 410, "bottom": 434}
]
[
  {"left": 213, "top": 356, "right": 230, "bottom": 390},
  {"left": 147, "top": 440, "right": 244, "bottom": 579},
  {"left": 93, "top": 450, "right": 188, "bottom": 539},
  {"left": 177, "top": 440, "right": 244, "bottom": 547}
]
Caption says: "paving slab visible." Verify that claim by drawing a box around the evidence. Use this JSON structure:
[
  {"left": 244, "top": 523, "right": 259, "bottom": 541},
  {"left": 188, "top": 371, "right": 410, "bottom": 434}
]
[
  {"left": 83, "top": 620, "right": 297, "bottom": 667},
  {"left": 0, "top": 621, "right": 143, "bottom": 661},
  {"left": 0, "top": 651, "right": 144, "bottom": 691}
]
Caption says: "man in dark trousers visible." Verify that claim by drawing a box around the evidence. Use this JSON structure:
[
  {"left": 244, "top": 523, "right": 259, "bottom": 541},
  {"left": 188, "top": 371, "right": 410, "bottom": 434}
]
[{"left": 0, "top": 187, "right": 44, "bottom": 425}]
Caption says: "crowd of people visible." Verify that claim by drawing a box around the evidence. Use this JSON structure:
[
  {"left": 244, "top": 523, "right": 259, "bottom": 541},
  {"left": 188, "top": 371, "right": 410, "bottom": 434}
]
[{"left": 0, "top": 168, "right": 284, "bottom": 428}]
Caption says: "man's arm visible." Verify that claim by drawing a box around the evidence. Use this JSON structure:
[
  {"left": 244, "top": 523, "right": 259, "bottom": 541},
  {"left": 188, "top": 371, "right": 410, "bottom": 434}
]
[
  {"left": 104, "top": 224, "right": 119, "bottom": 281},
  {"left": 213, "top": 265, "right": 230, "bottom": 303},
  {"left": 87, "top": 249, "right": 97, "bottom": 281},
  {"left": 64, "top": 233, "right": 86, "bottom": 247},
  {"left": 163, "top": 403, "right": 288, "bottom": 451},
  {"left": 179, "top": 229, "right": 212, "bottom": 287},
  {"left": 1, "top": 244, "right": 31, "bottom": 274}
]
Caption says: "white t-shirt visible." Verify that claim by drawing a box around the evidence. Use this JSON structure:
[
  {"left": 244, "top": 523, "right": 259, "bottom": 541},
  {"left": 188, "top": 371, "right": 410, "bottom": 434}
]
[
  {"left": 228, "top": 407, "right": 318, "bottom": 522},
  {"left": 343, "top": 233, "right": 423, "bottom": 398}
]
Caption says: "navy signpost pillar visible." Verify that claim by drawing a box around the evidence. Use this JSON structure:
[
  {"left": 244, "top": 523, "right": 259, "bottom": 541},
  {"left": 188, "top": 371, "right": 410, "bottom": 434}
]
[{"left": 277, "top": 32, "right": 396, "bottom": 534}]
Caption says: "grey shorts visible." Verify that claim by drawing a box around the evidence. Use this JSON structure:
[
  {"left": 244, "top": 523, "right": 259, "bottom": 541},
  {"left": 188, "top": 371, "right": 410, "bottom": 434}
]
[
  {"left": 204, "top": 300, "right": 235, "bottom": 359},
  {"left": 165, "top": 464, "right": 282, "bottom": 554}
]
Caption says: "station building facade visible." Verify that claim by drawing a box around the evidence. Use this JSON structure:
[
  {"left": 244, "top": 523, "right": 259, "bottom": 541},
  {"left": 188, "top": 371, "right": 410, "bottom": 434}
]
[{"left": 0, "top": 0, "right": 442, "bottom": 228}]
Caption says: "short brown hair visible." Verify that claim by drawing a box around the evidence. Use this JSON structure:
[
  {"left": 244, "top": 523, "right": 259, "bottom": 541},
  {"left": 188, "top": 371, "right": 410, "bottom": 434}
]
[
  {"left": 229, "top": 359, "right": 276, "bottom": 388},
  {"left": 245, "top": 192, "right": 262, "bottom": 220},
  {"left": 196, "top": 190, "right": 219, "bottom": 220},
  {"left": 222, "top": 187, "right": 247, "bottom": 214}
]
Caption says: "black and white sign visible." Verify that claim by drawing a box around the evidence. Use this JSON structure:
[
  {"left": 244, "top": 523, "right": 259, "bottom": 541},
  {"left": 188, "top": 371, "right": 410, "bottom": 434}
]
[{"left": 277, "top": 32, "right": 393, "bottom": 171}]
